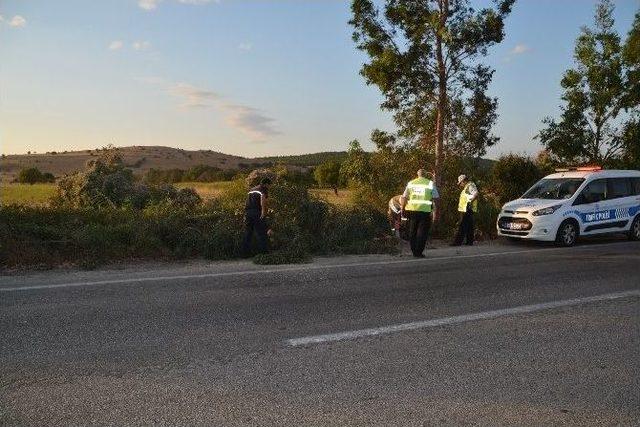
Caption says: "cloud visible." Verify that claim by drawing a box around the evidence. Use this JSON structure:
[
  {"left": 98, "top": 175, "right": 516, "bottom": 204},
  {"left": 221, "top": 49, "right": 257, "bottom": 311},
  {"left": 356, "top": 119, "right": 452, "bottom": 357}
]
[
  {"left": 138, "top": 0, "right": 160, "bottom": 10},
  {"left": 223, "top": 105, "right": 281, "bottom": 140},
  {"left": 108, "top": 40, "right": 124, "bottom": 51},
  {"left": 168, "top": 82, "right": 220, "bottom": 109},
  {"left": 139, "top": 78, "right": 279, "bottom": 140},
  {"left": 139, "top": 0, "right": 217, "bottom": 10},
  {"left": 238, "top": 42, "right": 253, "bottom": 51},
  {"left": 8, "top": 15, "right": 27, "bottom": 27},
  {"left": 132, "top": 40, "right": 151, "bottom": 51},
  {"left": 509, "top": 44, "right": 531, "bottom": 55}
]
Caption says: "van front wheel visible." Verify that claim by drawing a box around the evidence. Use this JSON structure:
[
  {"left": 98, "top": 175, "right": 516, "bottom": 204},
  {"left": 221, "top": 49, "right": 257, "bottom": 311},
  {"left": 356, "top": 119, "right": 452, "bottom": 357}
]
[
  {"left": 555, "top": 220, "right": 578, "bottom": 247},
  {"left": 629, "top": 216, "right": 640, "bottom": 241}
]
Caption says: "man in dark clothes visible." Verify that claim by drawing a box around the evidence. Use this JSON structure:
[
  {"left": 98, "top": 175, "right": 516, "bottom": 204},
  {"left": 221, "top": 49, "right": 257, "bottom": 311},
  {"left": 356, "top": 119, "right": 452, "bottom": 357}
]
[
  {"left": 451, "top": 174, "right": 478, "bottom": 246},
  {"left": 242, "top": 178, "right": 272, "bottom": 256}
]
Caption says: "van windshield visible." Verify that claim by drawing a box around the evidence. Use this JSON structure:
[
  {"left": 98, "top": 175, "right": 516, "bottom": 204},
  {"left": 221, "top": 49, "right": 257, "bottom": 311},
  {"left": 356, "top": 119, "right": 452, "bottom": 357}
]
[{"left": 522, "top": 178, "right": 585, "bottom": 200}]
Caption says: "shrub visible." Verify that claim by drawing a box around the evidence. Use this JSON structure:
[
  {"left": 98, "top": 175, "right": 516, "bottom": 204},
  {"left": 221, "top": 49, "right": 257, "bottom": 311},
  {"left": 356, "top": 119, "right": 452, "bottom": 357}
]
[
  {"left": 17, "top": 167, "right": 55, "bottom": 184},
  {"left": 490, "top": 154, "right": 544, "bottom": 205},
  {"left": 54, "top": 148, "right": 200, "bottom": 210},
  {"left": 314, "top": 160, "right": 344, "bottom": 192}
]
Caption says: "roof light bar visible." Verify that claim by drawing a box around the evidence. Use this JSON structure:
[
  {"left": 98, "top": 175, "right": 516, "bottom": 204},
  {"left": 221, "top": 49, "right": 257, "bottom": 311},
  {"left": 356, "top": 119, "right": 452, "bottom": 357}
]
[
  {"left": 555, "top": 166, "right": 603, "bottom": 172},
  {"left": 576, "top": 166, "right": 602, "bottom": 171}
]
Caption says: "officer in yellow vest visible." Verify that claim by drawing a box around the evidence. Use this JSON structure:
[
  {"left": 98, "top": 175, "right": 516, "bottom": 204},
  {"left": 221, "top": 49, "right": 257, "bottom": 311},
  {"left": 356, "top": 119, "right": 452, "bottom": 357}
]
[
  {"left": 400, "top": 169, "right": 440, "bottom": 258},
  {"left": 452, "top": 174, "right": 478, "bottom": 246}
]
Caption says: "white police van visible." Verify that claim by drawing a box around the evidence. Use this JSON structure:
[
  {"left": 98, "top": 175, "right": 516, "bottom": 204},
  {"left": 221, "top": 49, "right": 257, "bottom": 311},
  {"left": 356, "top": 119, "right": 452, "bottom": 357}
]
[{"left": 497, "top": 167, "right": 640, "bottom": 246}]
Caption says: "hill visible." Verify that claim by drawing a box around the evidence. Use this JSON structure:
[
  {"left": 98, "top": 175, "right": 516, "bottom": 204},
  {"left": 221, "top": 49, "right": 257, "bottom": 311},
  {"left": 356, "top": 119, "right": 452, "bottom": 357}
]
[
  {"left": 0, "top": 146, "right": 353, "bottom": 182},
  {"left": 1, "top": 146, "right": 247, "bottom": 182}
]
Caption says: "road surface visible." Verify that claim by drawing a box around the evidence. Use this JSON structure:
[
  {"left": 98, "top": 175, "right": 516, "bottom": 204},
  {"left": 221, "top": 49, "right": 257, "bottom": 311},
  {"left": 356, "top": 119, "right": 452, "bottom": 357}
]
[{"left": 1, "top": 240, "right": 639, "bottom": 425}]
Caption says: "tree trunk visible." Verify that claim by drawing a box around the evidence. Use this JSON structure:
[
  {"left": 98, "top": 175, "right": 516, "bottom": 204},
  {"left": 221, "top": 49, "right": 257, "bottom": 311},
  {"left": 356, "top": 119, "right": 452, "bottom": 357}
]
[{"left": 434, "top": 0, "right": 449, "bottom": 190}]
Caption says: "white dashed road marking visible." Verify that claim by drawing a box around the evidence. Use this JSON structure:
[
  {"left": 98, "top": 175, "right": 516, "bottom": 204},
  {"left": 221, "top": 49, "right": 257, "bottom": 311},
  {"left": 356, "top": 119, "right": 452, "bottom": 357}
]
[{"left": 286, "top": 289, "right": 640, "bottom": 347}]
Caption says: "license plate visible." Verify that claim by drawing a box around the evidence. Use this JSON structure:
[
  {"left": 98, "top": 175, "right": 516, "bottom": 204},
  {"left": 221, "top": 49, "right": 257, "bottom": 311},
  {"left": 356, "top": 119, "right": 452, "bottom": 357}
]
[{"left": 504, "top": 223, "right": 523, "bottom": 230}]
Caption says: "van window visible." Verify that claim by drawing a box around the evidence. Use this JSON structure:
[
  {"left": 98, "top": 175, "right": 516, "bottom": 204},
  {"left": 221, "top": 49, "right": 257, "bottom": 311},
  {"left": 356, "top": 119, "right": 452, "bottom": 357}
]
[
  {"left": 574, "top": 179, "right": 607, "bottom": 205},
  {"left": 607, "top": 178, "right": 631, "bottom": 199},
  {"left": 632, "top": 178, "right": 640, "bottom": 196},
  {"left": 522, "top": 178, "right": 584, "bottom": 200}
]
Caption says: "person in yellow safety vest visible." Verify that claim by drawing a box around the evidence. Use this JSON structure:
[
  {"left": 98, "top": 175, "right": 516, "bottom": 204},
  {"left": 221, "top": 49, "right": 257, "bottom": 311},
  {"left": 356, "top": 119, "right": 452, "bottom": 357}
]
[
  {"left": 400, "top": 169, "right": 440, "bottom": 258},
  {"left": 451, "top": 174, "right": 479, "bottom": 246}
]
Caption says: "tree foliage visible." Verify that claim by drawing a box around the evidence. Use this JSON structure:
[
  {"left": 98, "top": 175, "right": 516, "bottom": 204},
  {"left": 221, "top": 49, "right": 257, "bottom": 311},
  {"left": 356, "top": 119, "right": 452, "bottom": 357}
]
[
  {"left": 54, "top": 148, "right": 200, "bottom": 209},
  {"left": 537, "top": 1, "right": 640, "bottom": 166},
  {"left": 490, "top": 154, "right": 544, "bottom": 205},
  {"left": 17, "top": 167, "right": 55, "bottom": 185},
  {"left": 314, "top": 160, "right": 344, "bottom": 192},
  {"left": 349, "top": 0, "right": 514, "bottom": 182}
]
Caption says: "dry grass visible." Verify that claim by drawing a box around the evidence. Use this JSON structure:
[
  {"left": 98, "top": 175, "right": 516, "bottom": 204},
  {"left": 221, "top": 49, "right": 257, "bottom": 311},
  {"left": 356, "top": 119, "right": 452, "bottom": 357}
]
[
  {"left": 175, "top": 181, "right": 236, "bottom": 200},
  {"left": 310, "top": 189, "right": 354, "bottom": 207},
  {"left": 0, "top": 183, "right": 56, "bottom": 206}
]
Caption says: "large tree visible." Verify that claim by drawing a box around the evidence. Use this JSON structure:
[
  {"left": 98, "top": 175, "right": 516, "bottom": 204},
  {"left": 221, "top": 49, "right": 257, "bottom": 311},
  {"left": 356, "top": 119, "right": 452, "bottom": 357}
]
[
  {"left": 537, "top": 0, "right": 639, "bottom": 165},
  {"left": 349, "top": 0, "right": 514, "bottom": 185}
]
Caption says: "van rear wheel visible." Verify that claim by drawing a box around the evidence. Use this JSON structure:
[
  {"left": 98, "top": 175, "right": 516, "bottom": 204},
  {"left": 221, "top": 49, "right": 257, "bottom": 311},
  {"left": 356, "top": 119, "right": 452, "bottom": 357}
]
[
  {"left": 555, "top": 220, "right": 578, "bottom": 247},
  {"left": 629, "top": 216, "right": 640, "bottom": 241}
]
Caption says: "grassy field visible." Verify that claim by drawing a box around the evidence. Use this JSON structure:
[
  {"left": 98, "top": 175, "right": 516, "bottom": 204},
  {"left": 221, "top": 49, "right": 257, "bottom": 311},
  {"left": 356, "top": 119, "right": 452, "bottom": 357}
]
[
  {"left": 309, "top": 188, "right": 354, "bottom": 207},
  {"left": 175, "top": 181, "right": 237, "bottom": 200},
  {"left": 0, "top": 183, "right": 56, "bottom": 206},
  {"left": 1, "top": 181, "right": 355, "bottom": 207}
]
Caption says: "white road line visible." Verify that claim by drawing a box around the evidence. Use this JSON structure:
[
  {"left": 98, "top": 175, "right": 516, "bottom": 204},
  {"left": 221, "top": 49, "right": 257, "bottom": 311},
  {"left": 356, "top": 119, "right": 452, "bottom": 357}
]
[
  {"left": 286, "top": 289, "right": 640, "bottom": 347},
  {"left": 0, "top": 242, "right": 631, "bottom": 293}
]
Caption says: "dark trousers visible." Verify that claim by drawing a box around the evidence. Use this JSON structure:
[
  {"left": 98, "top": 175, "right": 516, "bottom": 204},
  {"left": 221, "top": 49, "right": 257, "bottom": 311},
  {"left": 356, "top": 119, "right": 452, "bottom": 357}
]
[
  {"left": 407, "top": 211, "right": 432, "bottom": 256},
  {"left": 454, "top": 211, "right": 475, "bottom": 245},
  {"left": 242, "top": 210, "right": 268, "bottom": 256}
]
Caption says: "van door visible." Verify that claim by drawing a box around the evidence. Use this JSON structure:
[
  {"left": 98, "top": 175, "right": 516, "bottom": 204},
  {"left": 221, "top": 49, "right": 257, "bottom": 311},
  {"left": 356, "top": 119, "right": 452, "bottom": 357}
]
[
  {"left": 631, "top": 178, "right": 640, "bottom": 221},
  {"left": 596, "top": 178, "right": 634, "bottom": 233},
  {"left": 571, "top": 179, "right": 607, "bottom": 235}
]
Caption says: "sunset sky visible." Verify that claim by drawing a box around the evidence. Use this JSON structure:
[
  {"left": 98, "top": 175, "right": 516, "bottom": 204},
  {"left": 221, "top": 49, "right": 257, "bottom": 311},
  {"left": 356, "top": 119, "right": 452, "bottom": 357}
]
[{"left": 0, "top": 0, "right": 637, "bottom": 158}]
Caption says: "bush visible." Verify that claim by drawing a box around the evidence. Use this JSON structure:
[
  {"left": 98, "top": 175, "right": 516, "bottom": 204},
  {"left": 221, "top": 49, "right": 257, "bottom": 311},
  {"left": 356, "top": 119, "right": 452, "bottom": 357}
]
[
  {"left": 17, "top": 167, "right": 55, "bottom": 184},
  {"left": 54, "top": 148, "right": 200, "bottom": 210},
  {"left": 314, "top": 160, "right": 344, "bottom": 192},
  {"left": 490, "top": 154, "right": 544, "bottom": 205}
]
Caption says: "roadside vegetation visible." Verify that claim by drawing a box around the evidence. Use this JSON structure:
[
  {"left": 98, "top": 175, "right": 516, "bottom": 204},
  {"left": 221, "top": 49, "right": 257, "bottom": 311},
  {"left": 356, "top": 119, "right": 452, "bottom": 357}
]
[{"left": 0, "top": 149, "right": 394, "bottom": 269}]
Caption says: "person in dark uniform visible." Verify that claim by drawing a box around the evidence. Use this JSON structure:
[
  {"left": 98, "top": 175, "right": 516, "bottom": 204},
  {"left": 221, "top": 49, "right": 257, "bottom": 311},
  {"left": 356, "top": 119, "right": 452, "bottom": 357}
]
[
  {"left": 242, "top": 178, "right": 272, "bottom": 256},
  {"left": 451, "top": 174, "right": 478, "bottom": 246}
]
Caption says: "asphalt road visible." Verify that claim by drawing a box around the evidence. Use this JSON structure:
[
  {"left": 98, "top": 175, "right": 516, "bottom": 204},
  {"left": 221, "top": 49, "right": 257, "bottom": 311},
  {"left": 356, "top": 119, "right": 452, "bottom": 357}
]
[{"left": 1, "top": 240, "right": 639, "bottom": 426}]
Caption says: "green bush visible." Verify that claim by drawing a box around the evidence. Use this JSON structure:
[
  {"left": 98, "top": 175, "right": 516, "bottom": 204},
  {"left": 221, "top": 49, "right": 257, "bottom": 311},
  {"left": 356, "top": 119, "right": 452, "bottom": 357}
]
[
  {"left": 490, "top": 154, "right": 545, "bottom": 205},
  {"left": 54, "top": 148, "right": 201, "bottom": 210},
  {"left": 17, "top": 167, "right": 55, "bottom": 184}
]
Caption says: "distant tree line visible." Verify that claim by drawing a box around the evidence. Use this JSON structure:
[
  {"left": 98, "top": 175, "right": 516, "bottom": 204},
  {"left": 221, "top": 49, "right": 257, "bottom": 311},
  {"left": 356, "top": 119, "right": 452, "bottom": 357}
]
[
  {"left": 144, "top": 165, "right": 242, "bottom": 184},
  {"left": 253, "top": 152, "right": 348, "bottom": 168}
]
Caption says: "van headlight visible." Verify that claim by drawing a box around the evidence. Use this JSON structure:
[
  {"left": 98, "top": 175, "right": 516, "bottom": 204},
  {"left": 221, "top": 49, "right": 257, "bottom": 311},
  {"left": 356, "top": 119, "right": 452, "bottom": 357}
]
[{"left": 532, "top": 204, "right": 562, "bottom": 216}]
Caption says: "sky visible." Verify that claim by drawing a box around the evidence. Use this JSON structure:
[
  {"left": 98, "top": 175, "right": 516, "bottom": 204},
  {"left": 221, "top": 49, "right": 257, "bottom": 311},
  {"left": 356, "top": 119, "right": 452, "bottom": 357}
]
[{"left": 0, "top": 0, "right": 638, "bottom": 159}]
